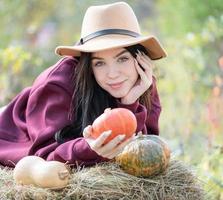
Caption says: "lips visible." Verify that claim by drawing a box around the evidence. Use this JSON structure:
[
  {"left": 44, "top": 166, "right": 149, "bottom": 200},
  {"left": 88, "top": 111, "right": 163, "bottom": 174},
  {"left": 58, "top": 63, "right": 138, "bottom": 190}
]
[{"left": 108, "top": 80, "right": 125, "bottom": 89}]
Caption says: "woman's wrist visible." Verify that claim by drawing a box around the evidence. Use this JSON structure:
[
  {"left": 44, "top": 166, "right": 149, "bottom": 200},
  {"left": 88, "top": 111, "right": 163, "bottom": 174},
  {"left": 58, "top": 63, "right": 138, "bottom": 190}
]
[
  {"left": 120, "top": 97, "right": 137, "bottom": 105},
  {"left": 120, "top": 99, "right": 133, "bottom": 105}
]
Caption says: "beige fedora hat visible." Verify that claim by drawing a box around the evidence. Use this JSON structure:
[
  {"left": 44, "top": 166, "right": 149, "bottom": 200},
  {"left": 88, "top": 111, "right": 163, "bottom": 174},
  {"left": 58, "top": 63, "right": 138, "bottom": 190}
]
[{"left": 55, "top": 2, "right": 167, "bottom": 60}]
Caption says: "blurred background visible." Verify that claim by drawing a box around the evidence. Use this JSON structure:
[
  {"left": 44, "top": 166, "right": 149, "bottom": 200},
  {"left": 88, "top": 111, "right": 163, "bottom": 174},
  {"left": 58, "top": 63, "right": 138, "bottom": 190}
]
[{"left": 0, "top": 0, "right": 222, "bottom": 198}]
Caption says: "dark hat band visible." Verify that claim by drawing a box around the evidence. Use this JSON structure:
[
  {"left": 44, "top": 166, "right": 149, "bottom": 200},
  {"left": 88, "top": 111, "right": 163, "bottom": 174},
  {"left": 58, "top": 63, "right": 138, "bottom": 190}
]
[{"left": 77, "top": 29, "right": 140, "bottom": 45}]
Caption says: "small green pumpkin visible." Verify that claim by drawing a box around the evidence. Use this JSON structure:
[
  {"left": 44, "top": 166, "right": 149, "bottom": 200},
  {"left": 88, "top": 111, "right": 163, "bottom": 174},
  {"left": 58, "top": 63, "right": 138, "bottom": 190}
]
[{"left": 115, "top": 132, "right": 171, "bottom": 177}]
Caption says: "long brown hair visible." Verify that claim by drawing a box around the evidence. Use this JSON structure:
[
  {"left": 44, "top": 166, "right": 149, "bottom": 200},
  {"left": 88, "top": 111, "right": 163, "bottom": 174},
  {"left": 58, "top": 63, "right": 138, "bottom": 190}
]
[{"left": 55, "top": 44, "right": 152, "bottom": 143}]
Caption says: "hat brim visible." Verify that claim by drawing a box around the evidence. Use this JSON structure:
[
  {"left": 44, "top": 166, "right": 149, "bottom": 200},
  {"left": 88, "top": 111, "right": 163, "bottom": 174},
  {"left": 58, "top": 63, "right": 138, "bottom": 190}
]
[{"left": 55, "top": 35, "right": 167, "bottom": 60}]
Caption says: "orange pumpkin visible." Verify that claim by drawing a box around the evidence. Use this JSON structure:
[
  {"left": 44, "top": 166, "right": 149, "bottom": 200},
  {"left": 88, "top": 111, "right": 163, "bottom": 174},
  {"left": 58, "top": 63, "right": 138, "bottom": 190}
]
[{"left": 91, "top": 108, "right": 137, "bottom": 144}]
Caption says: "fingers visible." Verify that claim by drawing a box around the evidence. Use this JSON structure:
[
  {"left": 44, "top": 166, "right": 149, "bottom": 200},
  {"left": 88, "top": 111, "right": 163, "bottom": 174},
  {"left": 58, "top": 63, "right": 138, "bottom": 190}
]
[
  {"left": 93, "top": 134, "right": 126, "bottom": 158},
  {"left": 134, "top": 51, "right": 153, "bottom": 88},
  {"left": 87, "top": 131, "right": 136, "bottom": 159},
  {"left": 83, "top": 125, "right": 93, "bottom": 138},
  {"left": 93, "top": 130, "right": 112, "bottom": 149},
  {"left": 99, "top": 134, "right": 126, "bottom": 155},
  {"left": 99, "top": 135, "right": 125, "bottom": 158},
  {"left": 134, "top": 59, "right": 146, "bottom": 76},
  {"left": 134, "top": 59, "right": 151, "bottom": 87},
  {"left": 137, "top": 50, "right": 154, "bottom": 68},
  {"left": 103, "top": 135, "right": 135, "bottom": 159},
  {"left": 136, "top": 51, "right": 153, "bottom": 75},
  {"left": 136, "top": 55, "right": 152, "bottom": 74}
]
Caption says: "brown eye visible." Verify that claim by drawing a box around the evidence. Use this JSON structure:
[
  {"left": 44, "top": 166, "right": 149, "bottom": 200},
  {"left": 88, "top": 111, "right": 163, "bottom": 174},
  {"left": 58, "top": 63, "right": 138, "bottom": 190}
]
[
  {"left": 94, "top": 61, "right": 105, "bottom": 67},
  {"left": 118, "top": 56, "right": 129, "bottom": 63}
]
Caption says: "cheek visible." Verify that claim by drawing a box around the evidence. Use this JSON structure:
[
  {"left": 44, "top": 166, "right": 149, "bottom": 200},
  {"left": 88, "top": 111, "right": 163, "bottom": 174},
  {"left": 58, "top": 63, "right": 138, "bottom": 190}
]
[{"left": 92, "top": 68, "right": 105, "bottom": 86}]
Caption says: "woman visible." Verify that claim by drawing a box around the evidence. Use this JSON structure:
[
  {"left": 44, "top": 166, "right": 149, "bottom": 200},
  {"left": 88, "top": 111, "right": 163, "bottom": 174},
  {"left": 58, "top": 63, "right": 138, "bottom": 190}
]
[{"left": 0, "top": 2, "right": 167, "bottom": 167}]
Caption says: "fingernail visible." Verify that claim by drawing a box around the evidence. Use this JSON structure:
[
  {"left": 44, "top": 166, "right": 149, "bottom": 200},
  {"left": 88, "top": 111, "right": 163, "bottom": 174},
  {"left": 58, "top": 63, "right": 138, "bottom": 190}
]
[
  {"left": 136, "top": 53, "right": 141, "bottom": 59},
  {"left": 119, "top": 135, "right": 125, "bottom": 140},
  {"left": 105, "top": 130, "right": 112, "bottom": 136},
  {"left": 104, "top": 108, "right": 111, "bottom": 113},
  {"left": 139, "top": 50, "right": 144, "bottom": 55}
]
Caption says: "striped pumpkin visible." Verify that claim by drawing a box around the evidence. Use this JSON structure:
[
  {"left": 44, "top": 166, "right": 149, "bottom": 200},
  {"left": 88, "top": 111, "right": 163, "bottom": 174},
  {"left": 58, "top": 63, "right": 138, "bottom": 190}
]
[{"left": 116, "top": 132, "right": 171, "bottom": 177}]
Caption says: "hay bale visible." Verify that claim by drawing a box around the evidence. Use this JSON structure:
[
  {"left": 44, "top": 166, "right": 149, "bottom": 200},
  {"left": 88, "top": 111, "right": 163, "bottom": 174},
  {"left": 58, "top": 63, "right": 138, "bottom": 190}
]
[{"left": 0, "top": 160, "right": 207, "bottom": 200}]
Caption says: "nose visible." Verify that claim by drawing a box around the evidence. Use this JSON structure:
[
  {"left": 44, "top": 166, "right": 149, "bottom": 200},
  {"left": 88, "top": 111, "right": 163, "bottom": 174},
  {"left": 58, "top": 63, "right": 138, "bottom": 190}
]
[{"left": 107, "top": 65, "right": 120, "bottom": 79}]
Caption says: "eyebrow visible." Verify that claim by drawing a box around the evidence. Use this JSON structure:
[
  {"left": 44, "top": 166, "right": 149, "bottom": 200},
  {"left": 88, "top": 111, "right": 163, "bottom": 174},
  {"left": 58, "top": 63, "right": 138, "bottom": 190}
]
[{"left": 91, "top": 50, "right": 128, "bottom": 61}]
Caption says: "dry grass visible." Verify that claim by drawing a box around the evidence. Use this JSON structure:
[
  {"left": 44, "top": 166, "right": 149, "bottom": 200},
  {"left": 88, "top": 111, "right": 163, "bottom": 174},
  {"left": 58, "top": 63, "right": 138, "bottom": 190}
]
[{"left": 0, "top": 159, "right": 209, "bottom": 200}]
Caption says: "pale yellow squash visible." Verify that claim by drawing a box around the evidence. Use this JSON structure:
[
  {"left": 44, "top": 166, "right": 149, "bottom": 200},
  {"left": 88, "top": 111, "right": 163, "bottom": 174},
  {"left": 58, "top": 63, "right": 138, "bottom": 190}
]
[{"left": 13, "top": 156, "right": 70, "bottom": 189}]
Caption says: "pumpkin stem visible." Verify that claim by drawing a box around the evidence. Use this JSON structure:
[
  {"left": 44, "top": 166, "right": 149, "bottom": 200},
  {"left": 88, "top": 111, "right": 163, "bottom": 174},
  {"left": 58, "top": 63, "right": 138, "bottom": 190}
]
[
  {"left": 137, "top": 131, "right": 143, "bottom": 137},
  {"left": 58, "top": 170, "right": 70, "bottom": 180},
  {"left": 104, "top": 108, "right": 111, "bottom": 113},
  {"left": 64, "top": 162, "right": 72, "bottom": 173}
]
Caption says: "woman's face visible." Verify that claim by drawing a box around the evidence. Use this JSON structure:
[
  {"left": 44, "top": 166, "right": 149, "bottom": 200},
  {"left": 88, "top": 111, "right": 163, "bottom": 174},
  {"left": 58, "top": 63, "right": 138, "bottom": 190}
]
[{"left": 91, "top": 48, "right": 138, "bottom": 98}]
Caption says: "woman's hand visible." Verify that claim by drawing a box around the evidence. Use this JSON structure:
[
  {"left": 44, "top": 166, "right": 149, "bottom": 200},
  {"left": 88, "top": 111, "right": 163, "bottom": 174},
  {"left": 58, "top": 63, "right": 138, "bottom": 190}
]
[
  {"left": 121, "top": 51, "right": 154, "bottom": 104},
  {"left": 83, "top": 125, "right": 134, "bottom": 159}
]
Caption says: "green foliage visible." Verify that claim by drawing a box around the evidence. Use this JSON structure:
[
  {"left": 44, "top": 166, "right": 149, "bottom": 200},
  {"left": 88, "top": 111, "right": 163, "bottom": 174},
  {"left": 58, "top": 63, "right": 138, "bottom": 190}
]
[
  {"left": 0, "top": 46, "right": 43, "bottom": 105},
  {"left": 156, "top": 0, "right": 223, "bottom": 37},
  {"left": 196, "top": 146, "right": 223, "bottom": 200},
  {"left": 0, "top": 0, "right": 222, "bottom": 198},
  {"left": 155, "top": 1, "right": 223, "bottom": 198}
]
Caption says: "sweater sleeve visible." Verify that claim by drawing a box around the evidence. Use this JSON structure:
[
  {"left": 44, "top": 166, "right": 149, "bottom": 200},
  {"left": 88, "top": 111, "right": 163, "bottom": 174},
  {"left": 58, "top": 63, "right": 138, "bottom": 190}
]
[
  {"left": 116, "top": 76, "right": 161, "bottom": 135},
  {"left": 26, "top": 82, "right": 108, "bottom": 166},
  {"left": 46, "top": 138, "right": 109, "bottom": 166},
  {"left": 146, "top": 76, "right": 162, "bottom": 135},
  {"left": 26, "top": 57, "right": 108, "bottom": 166}
]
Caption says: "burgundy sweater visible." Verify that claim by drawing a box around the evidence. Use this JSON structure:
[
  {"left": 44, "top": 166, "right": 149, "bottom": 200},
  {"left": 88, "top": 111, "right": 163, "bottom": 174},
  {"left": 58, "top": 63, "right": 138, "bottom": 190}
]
[{"left": 0, "top": 57, "right": 161, "bottom": 167}]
